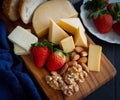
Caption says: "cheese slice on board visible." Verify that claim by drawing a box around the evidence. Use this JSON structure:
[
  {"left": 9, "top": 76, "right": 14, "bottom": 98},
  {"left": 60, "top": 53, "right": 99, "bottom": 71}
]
[
  {"left": 14, "top": 43, "right": 29, "bottom": 55},
  {"left": 60, "top": 36, "right": 75, "bottom": 52},
  {"left": 48, "top": 19, "right": 69, "bottom": 44},
  {"left": 8, "top": 26, "right": 38, "bottom": 52},
  {"left": 58, "top": 18, "right": 85, "bottom": 35},
  {"left": 13, "top": 28, "right": 32, "bottom": 55},
  {"left": 74, "top": 27, "right": 88, "bottom": 47},
  {"left": 32, "top": 0, "right": 78, "bottom": 38},
  {"left": 88, "top": 44, "right": 102, "bottom": 72}
]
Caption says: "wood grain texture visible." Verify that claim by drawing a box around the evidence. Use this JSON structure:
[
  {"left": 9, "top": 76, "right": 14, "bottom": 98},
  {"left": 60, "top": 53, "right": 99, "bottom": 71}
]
[{"left": 0, "top": 4, "right": 116, "bottom": 100}]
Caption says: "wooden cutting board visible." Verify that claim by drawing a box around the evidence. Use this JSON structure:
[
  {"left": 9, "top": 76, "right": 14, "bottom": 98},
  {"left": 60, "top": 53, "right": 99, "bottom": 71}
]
[{"left": 0, "top": 8, "right": 116, "bottom": 100}]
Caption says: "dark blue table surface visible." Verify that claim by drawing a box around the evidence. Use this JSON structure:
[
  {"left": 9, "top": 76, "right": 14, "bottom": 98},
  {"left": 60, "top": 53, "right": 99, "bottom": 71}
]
[{"left": 73, "top": 1, "right": 120, "bottom": 100}]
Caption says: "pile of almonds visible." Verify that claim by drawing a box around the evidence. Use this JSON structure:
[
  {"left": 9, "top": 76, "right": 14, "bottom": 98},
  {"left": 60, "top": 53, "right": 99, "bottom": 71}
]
[{"left": 45, "top": 46, "right": 89, "bottom": 96}]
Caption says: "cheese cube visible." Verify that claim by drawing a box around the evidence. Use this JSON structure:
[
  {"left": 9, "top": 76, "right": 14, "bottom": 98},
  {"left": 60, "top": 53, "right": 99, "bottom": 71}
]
[
  {"left": 88, "top": 44, "right": 102, "bottom": 72},
  {"left": 8, "top": 26, "right": 38, "bottom": 52},
  {"left": 48, "top": 19, "right": 69, "bottom": 44},
  {"left": 74, "top": 27, "right": 88, "bottom": 47},
  {"left": 58, "top": 18, "right": 85, "bottom": 35},
  {"left": 60, "top": 36, "right": 75, "bottom": 52}
]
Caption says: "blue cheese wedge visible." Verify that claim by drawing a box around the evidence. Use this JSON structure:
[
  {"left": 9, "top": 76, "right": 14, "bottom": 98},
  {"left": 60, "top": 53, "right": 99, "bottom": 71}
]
[{"left": 8, "top": 26, "right": 38, "bottom": 53}]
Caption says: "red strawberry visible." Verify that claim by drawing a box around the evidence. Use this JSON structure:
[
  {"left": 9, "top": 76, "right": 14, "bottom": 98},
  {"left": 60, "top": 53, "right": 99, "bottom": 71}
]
[
  {"left": 31, "top": 40, "right": 54, "bottom": 68},
  {"left": 93, "top": 13, "right": 113, "bottom": 34},
  {"left": 107, "top": 3, "right": 115, "bottom": 12},
  {"left": 113, "top": 21, "right": 120, "bottom": 35},
  {"left": 103, "top": 0, "right": 109, "bottom": 3},
  {"left": 47, "top": 49, "right": 66, "bottom": 71}
]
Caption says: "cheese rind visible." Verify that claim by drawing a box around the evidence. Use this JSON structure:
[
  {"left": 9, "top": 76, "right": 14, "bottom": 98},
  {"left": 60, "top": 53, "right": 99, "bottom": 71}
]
[
  {"left": 32, "top": 0, "right": 78, "bottom": 37},
  {"left": 8, "top": 26, "right": 38, "bottom": 52},
  {"left": 88, "top": 44, "right": 102, "bottom": 72},
  {"left": 74, "top": 27, "right": 87, "bottom": 47},
  {"left": 60, "top": 36, "right": 75, "bottom": 52},
  {"left": 48, "top": 19, "right": 69, "bottom": 44},
  {"left": 58, "top": 18, "right": 85, "bottom": 35}
]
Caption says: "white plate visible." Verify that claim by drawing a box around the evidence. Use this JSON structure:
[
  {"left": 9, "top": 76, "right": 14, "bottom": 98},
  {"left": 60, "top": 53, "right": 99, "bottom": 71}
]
[{"left": 80, "top": 0, "right": 120, "bottom": 44}]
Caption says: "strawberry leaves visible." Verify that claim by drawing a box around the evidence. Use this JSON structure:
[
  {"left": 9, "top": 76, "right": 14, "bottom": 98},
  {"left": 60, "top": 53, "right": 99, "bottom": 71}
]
[
  {"left": 31, "top": 40, "right": 55, "bottom": 52},
  {"left": 108, "top": 2, "right": 120, "bottom": 21},
  {"left": 84, "top": 0, "right": 108, "bottom": 12}
]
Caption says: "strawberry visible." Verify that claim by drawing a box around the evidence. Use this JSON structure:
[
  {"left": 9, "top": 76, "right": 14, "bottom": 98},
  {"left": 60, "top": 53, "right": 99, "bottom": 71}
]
[
  {"left": 93, "top": 13, "right": 113, "bottom": 33},
  {"left": 103, "top": 0, "right": 109, "bottom": 3},
  {"left": 113, "top": 21, "right": 120, "bottom": 35},
  {"left": 47, "top": 49, "right": 66, "bottom": 71},
  {"left": 31, "top": 40, "right": 54, "bottom": 68},
  {"left": 107, "top": 3, "right": 115, "bottom": 12},
  {"left": 107, "top": 2, "right": 120, "bottom": 21}
]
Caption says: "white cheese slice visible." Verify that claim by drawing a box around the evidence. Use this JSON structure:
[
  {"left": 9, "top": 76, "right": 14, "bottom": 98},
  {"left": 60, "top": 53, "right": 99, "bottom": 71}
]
[
  {"left": 8, "top": 26, "right": 38, "bottom": 52},
  {"left": 14, "top": 43, "right": 29, "bottom": 55}
]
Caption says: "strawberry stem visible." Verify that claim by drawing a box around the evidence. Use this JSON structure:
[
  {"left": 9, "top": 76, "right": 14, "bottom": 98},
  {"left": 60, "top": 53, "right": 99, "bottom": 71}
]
[{"left": 31, "top": 40, "right": 55, "bottom": 52}]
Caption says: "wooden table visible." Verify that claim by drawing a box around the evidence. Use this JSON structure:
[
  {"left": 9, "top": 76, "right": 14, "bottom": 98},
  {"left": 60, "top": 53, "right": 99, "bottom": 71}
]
[{"left": 74, "top": 1, "right": 120, "bottom": 100}]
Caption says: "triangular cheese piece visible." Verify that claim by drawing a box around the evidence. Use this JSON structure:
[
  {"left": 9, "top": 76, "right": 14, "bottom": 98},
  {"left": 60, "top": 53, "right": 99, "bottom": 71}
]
[
  {"left": 48, "top": 19, "right": 69, "bottom": 44},
  {"left": 74, "top": 27, "right": 87, "bottom": 47},
  {"left": 58, "top": 18, "right": 85, "bottom": 35}
]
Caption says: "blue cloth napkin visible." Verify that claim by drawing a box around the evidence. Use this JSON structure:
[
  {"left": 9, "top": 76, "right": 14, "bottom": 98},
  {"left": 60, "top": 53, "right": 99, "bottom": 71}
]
[{"left": 0, "top": 20, "right": 42, "bottom": 100}]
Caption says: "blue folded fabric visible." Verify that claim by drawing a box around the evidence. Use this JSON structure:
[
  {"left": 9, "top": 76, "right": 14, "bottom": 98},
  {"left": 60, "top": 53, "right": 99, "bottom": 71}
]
[{"left": 0, "top": 20, "right": 42, "bottom": 100}]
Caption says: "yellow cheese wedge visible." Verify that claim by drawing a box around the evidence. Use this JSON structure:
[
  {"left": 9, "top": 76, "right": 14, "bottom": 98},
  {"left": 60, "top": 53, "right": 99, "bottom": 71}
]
[
  {"left": 74, "top": 27, "right": 88, "bottom": 47},
  {"left": 32, "top": 0, "right": 78, "bottom": 38},
  {"left": 88, "top": 44, "right": 102, "bottom": 72},
  {"left": 48, "top": 19, "right": 69, "bottom": 44},
  {"left": 58, "top": 18, "right": 85, "bottom": 35},
  {"left": 60, "top": 36, "right": 75, "bottom": 52}
]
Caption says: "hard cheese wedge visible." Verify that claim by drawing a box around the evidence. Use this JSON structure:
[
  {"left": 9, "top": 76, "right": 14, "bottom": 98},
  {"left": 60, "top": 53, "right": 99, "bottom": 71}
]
[
  {"left": 88, "top": 44, "right": 102, "bottom": 72},
  {"left": 48, "top": 19, "right": 69, "bottom": 44},
  {"left": 32, "top": 0, "right": 78, "bottom": 38},
  {"left": 58, "top": 18, "right": 85, "bottom": 35},
  {"left": 74, "top": 27, "right": 88, "bottom": 47},
  {"left": 8, "top": 26, "right": 38, "bottom": 52},
  {"left": 60, "top": 36, "right": 75, "bottom": 52}
]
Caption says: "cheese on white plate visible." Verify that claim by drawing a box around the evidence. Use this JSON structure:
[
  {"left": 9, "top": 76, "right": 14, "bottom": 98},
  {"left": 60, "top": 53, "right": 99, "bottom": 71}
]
[
  {"left": 8, "top": 26, "right": 38, "bottom": 52},
  {"left": 58, "top": 18, "right": 85, "bottom": 35}
]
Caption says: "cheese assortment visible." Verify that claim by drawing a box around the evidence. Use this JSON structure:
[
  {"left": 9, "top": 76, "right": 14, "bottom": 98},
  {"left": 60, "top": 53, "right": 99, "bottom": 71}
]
[
  {"left": 58, "top": 18, "right": 85, "bottom": 35},
  {"left": 48, "top": 19, "right": 69, "bottom": 44},
  {"left": 8, "top": 26, "right": 38, "bottom": 53},
  {"left": 88, "top": 44, "right": 102, "bottom": 72},
  {"left": 5, "top": 0, "right": 103, "bottom": 97},
  {"left": 32, "top": 0, "right": 78, "bottom": 37}
]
